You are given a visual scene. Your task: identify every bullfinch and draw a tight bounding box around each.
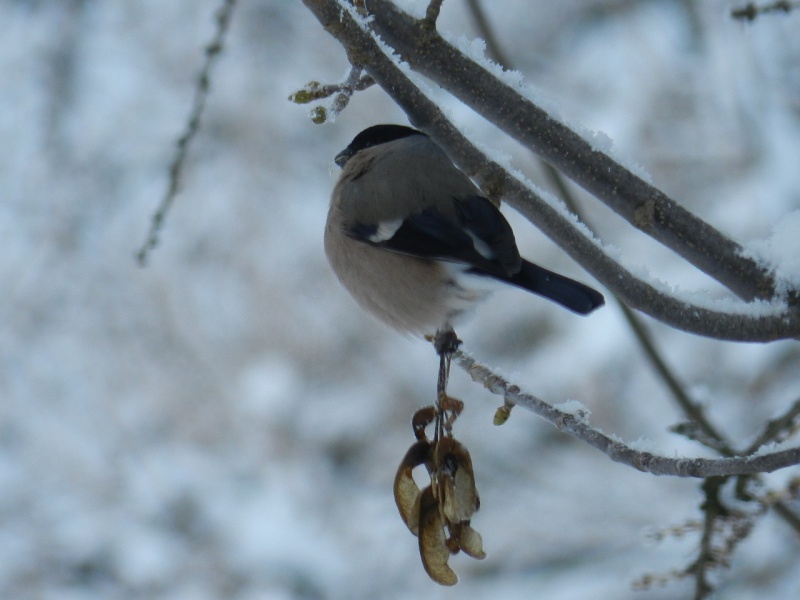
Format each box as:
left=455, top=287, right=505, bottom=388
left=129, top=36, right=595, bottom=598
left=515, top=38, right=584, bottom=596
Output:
left=324, top=124, right=604, bottom=335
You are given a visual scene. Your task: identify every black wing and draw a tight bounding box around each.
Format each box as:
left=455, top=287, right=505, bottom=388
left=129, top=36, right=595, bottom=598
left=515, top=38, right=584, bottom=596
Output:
left=346, top=196, right=521, bottom=277
left=346, top=195, right=605, bottom=315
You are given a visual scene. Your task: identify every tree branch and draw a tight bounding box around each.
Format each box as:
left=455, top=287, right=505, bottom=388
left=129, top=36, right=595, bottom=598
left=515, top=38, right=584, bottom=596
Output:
left=732, top=1, right=800, bottom=21
left=136, top=0, right=238, bottom=265
left=746, top=395, right=800, bottom=455
left=453, top=347, right=800, bottom=477
left=301, top=0, right=800, bottom=342
left=362, top=0, right=781, bottom=304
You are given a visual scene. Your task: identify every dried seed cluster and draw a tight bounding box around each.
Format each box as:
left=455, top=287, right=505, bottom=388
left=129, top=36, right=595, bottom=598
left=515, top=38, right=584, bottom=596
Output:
left=393, top=398, right=485, bottom=585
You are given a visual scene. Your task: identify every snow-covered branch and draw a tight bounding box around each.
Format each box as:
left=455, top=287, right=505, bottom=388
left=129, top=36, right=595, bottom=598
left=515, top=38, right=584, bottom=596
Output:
left=363, top=0, right=776, bottom=304
left=301, top=0, right=800, bottom=342
left=454, top=347, right=800, bottom=478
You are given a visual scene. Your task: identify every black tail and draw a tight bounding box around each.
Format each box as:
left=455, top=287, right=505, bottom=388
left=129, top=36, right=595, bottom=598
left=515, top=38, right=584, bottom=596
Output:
left=503, top=260, right=604, bottom=315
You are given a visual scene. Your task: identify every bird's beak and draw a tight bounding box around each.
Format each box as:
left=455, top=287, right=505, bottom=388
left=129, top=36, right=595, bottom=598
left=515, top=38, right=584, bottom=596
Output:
left=334, top=147, right=354, bottom=168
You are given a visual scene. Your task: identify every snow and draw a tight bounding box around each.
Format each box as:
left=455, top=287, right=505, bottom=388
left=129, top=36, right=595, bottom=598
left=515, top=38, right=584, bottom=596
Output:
left=741, top=210, right=800, bottom=297
left=1, top=1, right=799, bottom=599
left=553, top=399, right=591, bottom=421
left=441, top=21, right=654, bottom=183
left=391, top=0, right=428, bottom=20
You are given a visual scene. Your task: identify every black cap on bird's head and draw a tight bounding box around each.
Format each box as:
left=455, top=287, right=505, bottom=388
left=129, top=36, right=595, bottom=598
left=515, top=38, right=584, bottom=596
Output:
left=335, top=124, right=426, bottom=168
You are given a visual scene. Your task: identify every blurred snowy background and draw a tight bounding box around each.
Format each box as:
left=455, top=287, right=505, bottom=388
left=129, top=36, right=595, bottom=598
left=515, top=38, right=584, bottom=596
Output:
left=2, top=0, right=800, bottom=598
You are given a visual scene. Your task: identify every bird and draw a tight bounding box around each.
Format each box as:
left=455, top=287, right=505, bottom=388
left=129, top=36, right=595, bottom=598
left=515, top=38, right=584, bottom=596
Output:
left=324, top=124, right=604, bottom=336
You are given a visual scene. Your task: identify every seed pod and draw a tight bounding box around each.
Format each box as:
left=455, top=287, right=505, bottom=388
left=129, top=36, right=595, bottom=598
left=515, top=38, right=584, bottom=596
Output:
left=393, top=441, right=431, bottom=535
left=418, top=486, right=457, bottom=586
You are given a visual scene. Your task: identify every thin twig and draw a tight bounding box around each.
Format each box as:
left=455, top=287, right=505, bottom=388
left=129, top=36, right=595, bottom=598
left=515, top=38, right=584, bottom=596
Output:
left=289, top=72, right=374, bottom=105
left=617, top=303, right=735, bottom=454
left=746, top=395, right=800, bottom=454
left=136, top=0, right=237, bottom=266
left=688, top=478, right=724, bottom=599
left=424, top=0, right=445, bottom=28
left=451, top=347, right=800, bottom=477
left=773, top=499, right=800, bottom=533
left=290, top=68, right=375, bottom=123
left=464, top=0, right=508, bottom=67
left=732, top=1, right=799, bottom=21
